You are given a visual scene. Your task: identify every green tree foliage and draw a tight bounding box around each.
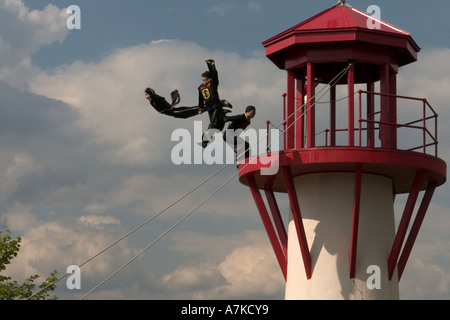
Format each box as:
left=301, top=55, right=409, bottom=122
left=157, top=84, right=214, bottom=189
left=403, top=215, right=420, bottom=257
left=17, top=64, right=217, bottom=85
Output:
left=0, top=229, right=58, bottom=300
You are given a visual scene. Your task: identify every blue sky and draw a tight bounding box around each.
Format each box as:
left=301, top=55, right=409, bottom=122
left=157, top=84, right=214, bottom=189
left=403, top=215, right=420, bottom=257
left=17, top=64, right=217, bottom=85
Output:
left=1, top=0, right=450, bottom=300
left=25, top=0, right=450, bottom=68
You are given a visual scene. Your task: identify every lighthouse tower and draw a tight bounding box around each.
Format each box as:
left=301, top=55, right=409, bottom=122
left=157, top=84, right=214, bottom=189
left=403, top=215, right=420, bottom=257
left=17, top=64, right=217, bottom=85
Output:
left=238, top=2, right=446, bottom=299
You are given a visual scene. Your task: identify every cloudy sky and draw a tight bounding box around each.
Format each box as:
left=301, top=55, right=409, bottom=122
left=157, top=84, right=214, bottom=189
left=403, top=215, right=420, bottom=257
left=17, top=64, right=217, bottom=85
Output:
left=1, top=0, right=449, bottom=300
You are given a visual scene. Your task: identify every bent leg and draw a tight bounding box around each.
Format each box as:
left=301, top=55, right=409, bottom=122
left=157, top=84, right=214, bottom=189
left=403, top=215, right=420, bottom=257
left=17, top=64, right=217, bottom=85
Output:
left=207, top=107, right=225, bottom=130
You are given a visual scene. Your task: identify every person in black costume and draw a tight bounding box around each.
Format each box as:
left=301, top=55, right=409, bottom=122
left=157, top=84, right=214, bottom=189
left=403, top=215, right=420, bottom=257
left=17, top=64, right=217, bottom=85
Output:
left=225, top=105, right=256, bottom=131
left=223, top=105, right=256, bottom=161
left=198, top=59, right=229, bottom=146
left=144, top=87, right=200, bottom=119
left=145, top=87, right=232, bottom=122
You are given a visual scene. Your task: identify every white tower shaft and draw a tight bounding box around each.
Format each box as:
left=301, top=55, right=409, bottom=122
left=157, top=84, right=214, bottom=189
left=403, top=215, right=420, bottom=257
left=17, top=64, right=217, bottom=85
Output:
left=285, top=172, right=399, bottom=299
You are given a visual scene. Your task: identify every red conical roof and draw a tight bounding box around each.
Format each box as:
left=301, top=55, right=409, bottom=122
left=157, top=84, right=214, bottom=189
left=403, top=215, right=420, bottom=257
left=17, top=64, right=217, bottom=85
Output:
left=292, top=5, right=409, bottom=35
left=263, top=3, right=420, bottom=70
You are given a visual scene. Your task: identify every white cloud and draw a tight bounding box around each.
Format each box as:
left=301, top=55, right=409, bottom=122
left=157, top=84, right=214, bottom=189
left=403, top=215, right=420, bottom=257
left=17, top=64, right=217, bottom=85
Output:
left=0, top=203, right=37, bottom=232
left=0, top=152, right=40, bottom=207
left=218, top=244, right=284, bottom=298
left=399, top=202, right=450, bottom=299
left=401, top=259, right=450, bottom=300
left=160, top=230, right=284, bottom=299
left=3, top=215, right=137, bottom=285
left=399, top=48, right=450, bottom=132
left=0, top=0, right=68, bottom=87
left=161, top=264, right=226, bottom=294
left=26, top=39, right=284, bottom=168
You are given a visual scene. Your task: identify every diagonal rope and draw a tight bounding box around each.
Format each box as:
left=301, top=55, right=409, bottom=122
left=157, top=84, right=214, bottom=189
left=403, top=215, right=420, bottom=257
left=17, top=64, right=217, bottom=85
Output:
left=27, top=165, right=229, bottom=300
left=80, top=163, right=238, bottom=299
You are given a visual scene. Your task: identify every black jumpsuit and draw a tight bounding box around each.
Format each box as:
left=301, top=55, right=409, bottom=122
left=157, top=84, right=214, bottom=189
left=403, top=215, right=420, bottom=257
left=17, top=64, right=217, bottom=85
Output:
left=223, top=113, right=252, bottom=159
left=198, top=61, right=225, bottom=131
left=148, top=93, right=199, bottom=119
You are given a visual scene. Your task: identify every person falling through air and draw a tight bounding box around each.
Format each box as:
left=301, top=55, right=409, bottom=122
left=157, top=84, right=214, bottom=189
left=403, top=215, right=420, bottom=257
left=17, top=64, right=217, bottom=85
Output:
left=197, top=59, right=230, bottom=146
left=223, top=105, right=256, bottom=162
left=144, top=87, right=233, bottom=125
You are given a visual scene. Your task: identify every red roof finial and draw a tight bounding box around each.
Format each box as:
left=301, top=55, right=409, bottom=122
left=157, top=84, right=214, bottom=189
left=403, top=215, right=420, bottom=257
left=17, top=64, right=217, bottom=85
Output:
left=336, top=0, right=349, bottom=6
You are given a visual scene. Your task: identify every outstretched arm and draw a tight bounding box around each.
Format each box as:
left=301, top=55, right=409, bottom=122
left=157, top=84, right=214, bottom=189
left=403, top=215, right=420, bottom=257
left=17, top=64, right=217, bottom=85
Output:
left=205, top=59, right=219, bottom=86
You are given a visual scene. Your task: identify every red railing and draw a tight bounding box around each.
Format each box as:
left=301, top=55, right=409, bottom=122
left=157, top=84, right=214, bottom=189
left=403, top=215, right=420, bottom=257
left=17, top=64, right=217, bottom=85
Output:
left=268, top=90, right=439, bottom=157
left=320, top=90, right=438, bottom=157
left=357, top=90, right=438, bottom=156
